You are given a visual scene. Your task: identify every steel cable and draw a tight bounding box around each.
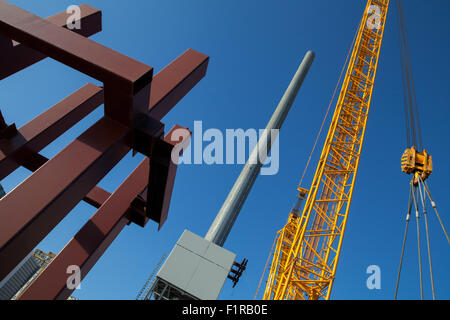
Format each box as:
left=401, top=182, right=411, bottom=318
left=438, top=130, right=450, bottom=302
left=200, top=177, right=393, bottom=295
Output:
left=418, top=177, right=436, bottom=299
left=397, top=0, right=423, bottom=150
left=412, top=186, right=423, bottom=300
left=394, top=181, right=413, bottom=299
left=423, top=181, right=450, bottom=246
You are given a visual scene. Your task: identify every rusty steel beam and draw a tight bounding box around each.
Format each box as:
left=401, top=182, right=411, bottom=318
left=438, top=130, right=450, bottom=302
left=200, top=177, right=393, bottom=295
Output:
left=0, top=84, right=104, bottom=180
left=0, top=48, right=209, bottom=282
left=18, top=126, right=188, bottom=300
left=0, top=4, right=102, bottom=80
left=0, top=48, right=208, bottom=199
left=0, top=0, right=153, bottom=127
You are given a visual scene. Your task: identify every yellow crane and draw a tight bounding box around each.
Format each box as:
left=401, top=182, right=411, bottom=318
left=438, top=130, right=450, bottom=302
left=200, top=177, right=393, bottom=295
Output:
left=261, top=0, right=390, bottom=300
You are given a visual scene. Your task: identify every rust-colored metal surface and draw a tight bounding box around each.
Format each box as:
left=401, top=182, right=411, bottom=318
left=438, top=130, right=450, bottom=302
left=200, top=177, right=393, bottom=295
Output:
left=18, top=126, right=188, bottom=300
left=0, top=4, right=102, bottom=80
left=0, top=1, right=209, bottom=299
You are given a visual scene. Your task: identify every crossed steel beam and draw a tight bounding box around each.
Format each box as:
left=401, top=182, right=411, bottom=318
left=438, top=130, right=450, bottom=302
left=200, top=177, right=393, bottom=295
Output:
left=0, top=1, right=209, bottom=299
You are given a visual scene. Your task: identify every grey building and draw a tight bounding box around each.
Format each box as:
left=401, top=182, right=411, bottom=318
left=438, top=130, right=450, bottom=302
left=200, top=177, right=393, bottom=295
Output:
left=0, top=250, right=56, bottom=300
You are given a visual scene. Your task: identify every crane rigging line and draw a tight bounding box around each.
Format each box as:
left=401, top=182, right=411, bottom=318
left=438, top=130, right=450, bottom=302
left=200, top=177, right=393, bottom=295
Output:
left=255, top=14, right=364, bottom=300
left=393, top=0, right=449, bottom=300
left=418, top=176, right=436, bottom=300
left=411, top=185, right=424, bottom=300
left=394, top=180, right=412, bottom=300
left=397, top=0, right=423, bottom=151
left=297, top=16, right=361, bottom=189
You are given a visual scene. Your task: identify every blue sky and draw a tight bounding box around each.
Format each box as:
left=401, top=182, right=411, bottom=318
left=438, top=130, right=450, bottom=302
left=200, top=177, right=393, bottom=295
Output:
left=1, top=0, right=449, bottom=300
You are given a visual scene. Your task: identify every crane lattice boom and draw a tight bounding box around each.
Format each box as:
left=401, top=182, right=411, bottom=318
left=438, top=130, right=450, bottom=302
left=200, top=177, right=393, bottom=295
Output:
left=263, top=0, right=390, bottom=300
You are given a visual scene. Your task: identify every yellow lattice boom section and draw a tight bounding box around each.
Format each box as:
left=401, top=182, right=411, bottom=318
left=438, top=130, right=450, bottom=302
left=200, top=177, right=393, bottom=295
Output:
left=263, top=0, right=389, bottom=300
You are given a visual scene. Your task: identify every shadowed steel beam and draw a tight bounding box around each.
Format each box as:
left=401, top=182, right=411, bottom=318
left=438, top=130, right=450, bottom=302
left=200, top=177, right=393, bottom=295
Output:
left=83, top=185, right=111, bottom=209
left=205, top=51, right=315, bottom=247
left=0, top=48, right=209, bottom=281
left=18, top=126, right=188, bottom=300
left=0, top=84, right=104, bottom=181
left=0, top=4, right=102, bottom=80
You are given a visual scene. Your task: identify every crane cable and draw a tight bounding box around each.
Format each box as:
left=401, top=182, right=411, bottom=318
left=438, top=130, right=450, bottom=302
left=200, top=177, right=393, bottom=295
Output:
left=253, top=234, right=277, bottom=300
left=422, top=180, right=450, bottom=245
left=398, top=0, right=423, bottom=151
left=394, top=180, right=412, bottom=300
left=411, top=185, right=424, bottom=300
left=418, top=176, right=436, bottom=300
left=297, top=16, right=361, bottom=189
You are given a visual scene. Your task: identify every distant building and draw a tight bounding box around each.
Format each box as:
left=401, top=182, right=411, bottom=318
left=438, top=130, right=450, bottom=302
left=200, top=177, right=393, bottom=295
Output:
left=0, top=249, right=69, bottom=300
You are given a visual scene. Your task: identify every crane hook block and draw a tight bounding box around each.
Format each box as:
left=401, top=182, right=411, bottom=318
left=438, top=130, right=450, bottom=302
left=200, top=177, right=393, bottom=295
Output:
left=401, top=146, right=433, bottom=181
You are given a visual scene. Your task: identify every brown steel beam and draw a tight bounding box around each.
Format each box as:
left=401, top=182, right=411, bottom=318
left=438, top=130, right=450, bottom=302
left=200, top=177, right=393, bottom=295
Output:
left=0, top=4, right=102, bottom=80
left=18, top=151, right=112, bottom=209
left=148, top=49, right=209, bottom=119
left=0, top=83, right=104, bottom=180
left=18, top=126, right=188, bottom=300
left=0, top=48, right=209, bottom=282
left=0, top=49, right=208, bottom=181
left=0, top=117, right=132, bottom=282
left=146, top=128, right=186, bottom=229
left=0, top=0, right=153, bottom=127
left=6, top=149, right=112, bottom=209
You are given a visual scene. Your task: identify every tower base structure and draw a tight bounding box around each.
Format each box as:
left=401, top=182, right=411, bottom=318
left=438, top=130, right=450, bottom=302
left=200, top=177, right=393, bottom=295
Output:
left=148, top=230, right=236, bottom=300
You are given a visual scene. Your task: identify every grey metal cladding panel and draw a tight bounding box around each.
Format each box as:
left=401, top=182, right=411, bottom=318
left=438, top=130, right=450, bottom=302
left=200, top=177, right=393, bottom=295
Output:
left=156, top=245, right=201, bottom=292
left=204, top=242, right=236, bottom=271
left=177, top=230, right=209, bottom=256
left=0, top=283, right=13, bottom=300
left=185, top=258, right=230, bottom=300
left=0, top=290, right=10, bottom=300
